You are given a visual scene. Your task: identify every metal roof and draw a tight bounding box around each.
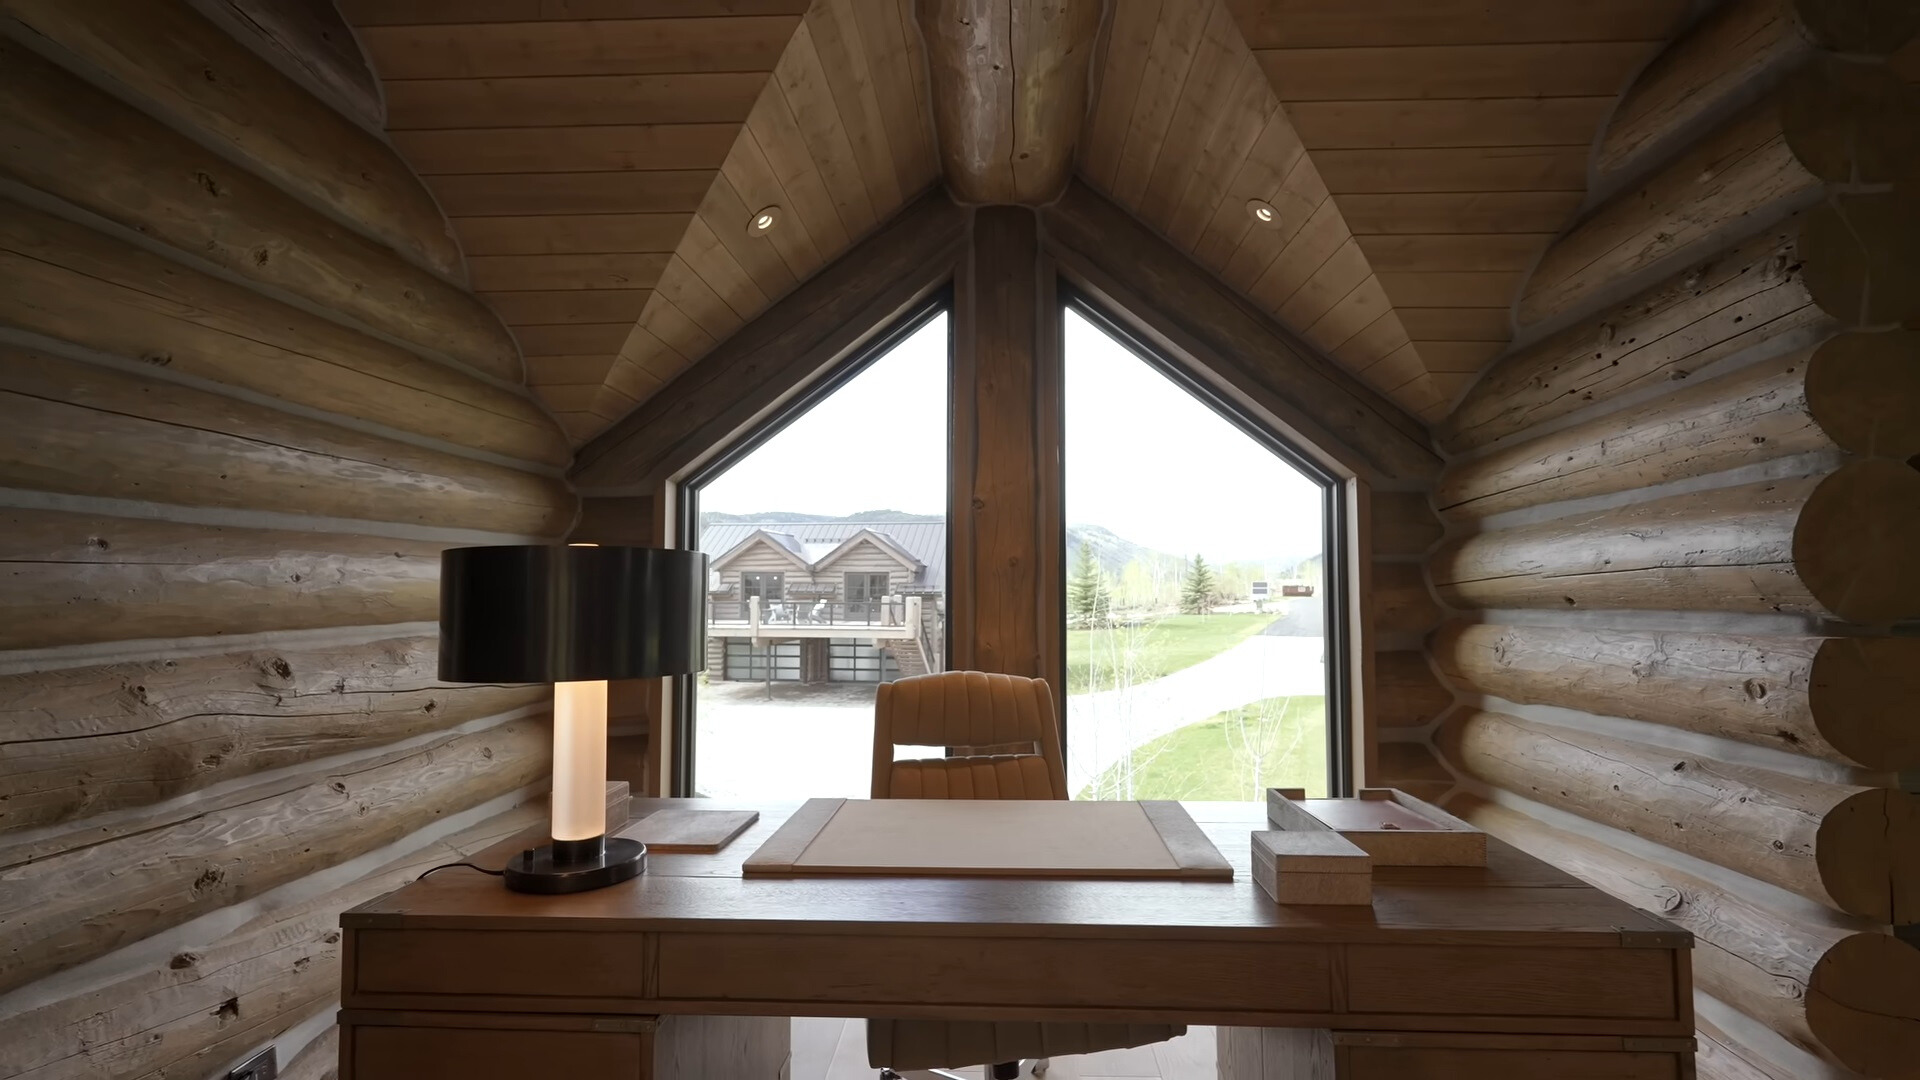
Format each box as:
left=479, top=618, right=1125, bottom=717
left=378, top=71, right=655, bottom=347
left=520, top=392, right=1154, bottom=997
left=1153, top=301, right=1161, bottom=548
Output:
left=699, top=518, right=947, bottom=590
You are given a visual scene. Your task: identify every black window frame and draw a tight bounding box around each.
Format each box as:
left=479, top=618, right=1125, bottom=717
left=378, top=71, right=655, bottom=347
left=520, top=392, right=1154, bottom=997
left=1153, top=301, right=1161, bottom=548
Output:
left=1058, top=284, right=1356, bottom=798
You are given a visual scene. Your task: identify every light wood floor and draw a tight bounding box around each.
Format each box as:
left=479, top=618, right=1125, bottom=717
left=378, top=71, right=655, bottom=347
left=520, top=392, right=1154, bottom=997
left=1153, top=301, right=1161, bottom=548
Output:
left=791, top=1018, right=1218, bottom=1080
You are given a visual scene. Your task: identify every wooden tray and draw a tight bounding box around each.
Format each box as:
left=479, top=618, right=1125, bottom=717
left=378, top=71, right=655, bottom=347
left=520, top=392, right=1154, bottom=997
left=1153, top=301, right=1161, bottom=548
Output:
left=1266, top=787, right=1486, bottom=867
left=742, top=798, right=1233, bottom=880
left=619, top=808, right=759, bottom=853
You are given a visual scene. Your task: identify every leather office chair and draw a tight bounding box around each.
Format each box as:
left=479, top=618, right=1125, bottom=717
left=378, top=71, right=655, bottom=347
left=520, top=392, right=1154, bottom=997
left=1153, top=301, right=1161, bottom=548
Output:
left=865, top=670, right=1185, bottom=1080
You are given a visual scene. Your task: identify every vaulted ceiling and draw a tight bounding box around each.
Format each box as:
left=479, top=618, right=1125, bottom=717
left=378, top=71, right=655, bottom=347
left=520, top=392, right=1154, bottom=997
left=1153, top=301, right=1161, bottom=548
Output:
left=344, top=0, right=1691, bottom=441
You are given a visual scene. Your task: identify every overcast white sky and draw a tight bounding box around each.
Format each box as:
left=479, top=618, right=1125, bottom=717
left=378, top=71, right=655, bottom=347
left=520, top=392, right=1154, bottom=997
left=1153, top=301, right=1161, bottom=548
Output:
left=700, top=308, right=1324, bottom=563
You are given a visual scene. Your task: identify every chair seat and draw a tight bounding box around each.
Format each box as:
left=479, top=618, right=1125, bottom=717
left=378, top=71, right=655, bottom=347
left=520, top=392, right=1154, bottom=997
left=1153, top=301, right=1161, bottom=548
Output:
left=866, top=1018, right=1187, bottom=1071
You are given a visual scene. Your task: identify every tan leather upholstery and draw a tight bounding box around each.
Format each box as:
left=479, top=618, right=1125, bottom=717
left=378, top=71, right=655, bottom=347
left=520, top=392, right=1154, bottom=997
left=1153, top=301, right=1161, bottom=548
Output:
left=864, top=671, right=1184, bottom=1071
left=871, top=671, right=1068, bottom=800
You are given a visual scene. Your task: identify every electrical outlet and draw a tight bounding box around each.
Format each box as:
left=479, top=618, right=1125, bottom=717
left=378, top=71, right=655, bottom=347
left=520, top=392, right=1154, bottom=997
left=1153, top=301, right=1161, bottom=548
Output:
left=226, top=1045, right=277, bottom=1080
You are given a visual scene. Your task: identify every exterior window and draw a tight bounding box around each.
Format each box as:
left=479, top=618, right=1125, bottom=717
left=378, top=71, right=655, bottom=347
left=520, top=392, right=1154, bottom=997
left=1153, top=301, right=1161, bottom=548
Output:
left=1062, top=300, right=1343, bottom=800
left=685, top=306, right=949, bottom=800
left=843, top=571, right=890, bottom=623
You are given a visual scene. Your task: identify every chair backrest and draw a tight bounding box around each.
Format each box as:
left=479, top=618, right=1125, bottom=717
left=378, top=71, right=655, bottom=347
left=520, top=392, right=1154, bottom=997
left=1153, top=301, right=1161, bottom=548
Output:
left=871, top=671, right=1068, bottom=800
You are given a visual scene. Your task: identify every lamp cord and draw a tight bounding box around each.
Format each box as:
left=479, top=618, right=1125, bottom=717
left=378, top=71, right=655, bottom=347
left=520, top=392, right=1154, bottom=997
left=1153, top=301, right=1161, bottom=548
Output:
left=416, top=861, right=504, bottom=881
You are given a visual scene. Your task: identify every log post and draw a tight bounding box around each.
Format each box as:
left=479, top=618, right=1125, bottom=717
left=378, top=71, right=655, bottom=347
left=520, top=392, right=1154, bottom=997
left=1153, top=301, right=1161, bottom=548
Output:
left=914, top=0, right=1101, bottom=205
left=1435, top=710, right=1919, bottom=923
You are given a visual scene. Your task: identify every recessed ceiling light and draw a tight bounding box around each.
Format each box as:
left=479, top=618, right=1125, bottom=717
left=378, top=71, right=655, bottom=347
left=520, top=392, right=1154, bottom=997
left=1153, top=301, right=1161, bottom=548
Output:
left=1247, top=199, right=1280, bottom=227
left=747, top=206, right=781, bottom=235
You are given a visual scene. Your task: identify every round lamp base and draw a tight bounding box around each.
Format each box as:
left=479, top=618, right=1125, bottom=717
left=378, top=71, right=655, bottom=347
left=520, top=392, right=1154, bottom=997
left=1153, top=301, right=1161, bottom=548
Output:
left=502, top=837, right=647, bottom=894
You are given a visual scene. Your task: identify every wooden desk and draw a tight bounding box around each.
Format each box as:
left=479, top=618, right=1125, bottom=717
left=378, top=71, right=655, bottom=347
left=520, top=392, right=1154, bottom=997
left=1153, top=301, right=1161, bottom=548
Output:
left=338, top=799, right=1694, bottom=1079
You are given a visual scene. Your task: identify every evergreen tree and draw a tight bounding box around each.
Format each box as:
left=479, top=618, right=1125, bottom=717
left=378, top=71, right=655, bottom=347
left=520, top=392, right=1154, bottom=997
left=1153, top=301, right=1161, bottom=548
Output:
left=1068, top=543, right=1113, bottom=628
left=1180, top=554, right=1216, bottom=614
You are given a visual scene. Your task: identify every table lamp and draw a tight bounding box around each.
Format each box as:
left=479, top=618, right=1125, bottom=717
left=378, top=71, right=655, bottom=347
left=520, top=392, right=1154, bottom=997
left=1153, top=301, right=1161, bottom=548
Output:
left=439, top=544, right=706, bottom=894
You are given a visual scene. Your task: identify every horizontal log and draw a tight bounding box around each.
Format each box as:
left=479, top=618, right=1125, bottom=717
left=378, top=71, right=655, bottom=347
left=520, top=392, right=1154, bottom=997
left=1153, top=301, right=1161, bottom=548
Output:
left=0, top=346, right=573, bottom=535
left=1430, top=463, right=1920, bottom=623
left=1432, top=622, right=1920, bottom=771
left=0, top=718, right=550, bottom=994
left=1800, top=190, right=1920, bottom=328
left=1450, top=795, right=1917, bottom=1075
left=1519, top=62, right=1920, bottom=328
left=1439, top=222, right=1829, bottom=452
left=0, top=634, right=546, bottom=831
left=1373, top=649, right=1452, bottom=729
left=0, top=199, right=569, bottom=466
left=1435, top=709, right=1919, bottom=922
left=1597, top=0, right=1920, bottom=176
left=1435, top=333, right=1920, bottom=519
left=5, top=0, right=453, bottom=276
left=0, top=40, right=521, bottom=382
left=206, top=0, right=386, bottom=129
left=1369, top=490, right=1443, bottom=558
left=0, top=508, right=440, bottom=649
left=1369, top=561, right=1440, bottom=635
left=1695, top=1017, right=1795, bottom=1080
left=1038, top=181, right=1442, bottom=487
left=0, top=785, right=627, bottom=1080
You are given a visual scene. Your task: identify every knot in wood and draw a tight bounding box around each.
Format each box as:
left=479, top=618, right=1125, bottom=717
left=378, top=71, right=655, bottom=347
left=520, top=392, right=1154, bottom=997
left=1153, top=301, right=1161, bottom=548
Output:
left=169, top=951, right=200, bottom=969
left=1652, top=885, right=1684, bottom=913
left=1743, top=678, right=1768, bottom=701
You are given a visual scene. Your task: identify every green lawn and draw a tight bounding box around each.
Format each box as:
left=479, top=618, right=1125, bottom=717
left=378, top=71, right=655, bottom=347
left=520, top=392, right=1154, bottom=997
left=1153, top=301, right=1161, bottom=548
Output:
left=1077, top=696, right=1328, bottom=801
left=1066, top=612, right=1276, bottom=693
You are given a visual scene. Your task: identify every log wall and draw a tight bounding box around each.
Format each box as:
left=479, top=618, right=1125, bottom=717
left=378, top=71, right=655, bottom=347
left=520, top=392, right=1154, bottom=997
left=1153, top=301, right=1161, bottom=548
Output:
left=1425, top=6, right=1920, bottom=1077
left=0, top=3, right=574, bottom=1076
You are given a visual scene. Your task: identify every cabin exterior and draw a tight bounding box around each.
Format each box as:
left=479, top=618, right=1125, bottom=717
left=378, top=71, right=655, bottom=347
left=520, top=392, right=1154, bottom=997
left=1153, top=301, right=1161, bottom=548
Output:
left=701, top=519, right=946, bottom=682
left=0, top=0, right=1914, bottom=1078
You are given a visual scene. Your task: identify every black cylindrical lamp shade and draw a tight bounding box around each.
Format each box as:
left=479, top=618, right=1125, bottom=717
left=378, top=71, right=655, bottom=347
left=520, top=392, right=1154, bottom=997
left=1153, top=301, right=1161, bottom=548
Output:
left=439, top=545, right=707, bottom=683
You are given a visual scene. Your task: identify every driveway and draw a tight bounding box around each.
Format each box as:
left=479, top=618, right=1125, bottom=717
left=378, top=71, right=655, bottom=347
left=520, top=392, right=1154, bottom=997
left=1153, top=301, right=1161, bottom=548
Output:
left=1064, top=634, right=1324, bottom=795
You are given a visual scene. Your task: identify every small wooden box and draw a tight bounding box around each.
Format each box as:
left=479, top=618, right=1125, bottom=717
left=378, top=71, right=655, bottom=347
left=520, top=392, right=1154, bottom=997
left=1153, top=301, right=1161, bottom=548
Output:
left=1267, top=787, right=1486, bottom=867
left=1251, top=829, right=1372, bottom=905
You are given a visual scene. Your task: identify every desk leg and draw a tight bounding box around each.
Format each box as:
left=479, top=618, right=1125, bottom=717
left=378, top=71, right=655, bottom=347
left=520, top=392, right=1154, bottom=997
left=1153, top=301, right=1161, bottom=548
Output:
left=654, top=1015, right=791, bottom=1080
left=1216, top=1028, right=1335, bottom=1079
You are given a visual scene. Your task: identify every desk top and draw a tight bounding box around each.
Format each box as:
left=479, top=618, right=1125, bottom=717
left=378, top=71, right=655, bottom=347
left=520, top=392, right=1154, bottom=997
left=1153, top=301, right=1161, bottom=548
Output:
left=346, top=798, right=1684, bottom=950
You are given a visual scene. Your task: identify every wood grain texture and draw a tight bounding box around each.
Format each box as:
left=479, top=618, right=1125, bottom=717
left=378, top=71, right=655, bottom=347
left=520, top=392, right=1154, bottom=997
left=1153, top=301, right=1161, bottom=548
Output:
left=0, top=635, right=545, bottom=831
left=0, top=346, right=573, bottom=535
left=0, top=199, right=569, bottom=466
left=4, top=0, right=461, bottom=278
left=0, top=719, right=551, bottom=995
left=1431, top=466, right=1920, bottom=623
left=952, top=207, right=1046, bottom=677
left=1437, top=710, right=1918, bottom=922
left=1439, top=221, right=1828, bottom=452
left=205, top=0, right=385, bottom=129
left=915, top=0, right=1100, bottom=204
left=0, top=508, right=442, bottom=649
left=1449, top=795, right=1912, bottom=1077
left=1433, top=622, right=1920, bottom=771
left=1043, top=180, right=1441, bottom=485
left=0, top=786, right=628, bottom=1080
left=571, top=190, right=966, bottom=490
left=0, top=38, right=522, bottom=383
left=1218, top=0, right=1680, bottom=398
left=1520, top=63, right=1920, bottom=328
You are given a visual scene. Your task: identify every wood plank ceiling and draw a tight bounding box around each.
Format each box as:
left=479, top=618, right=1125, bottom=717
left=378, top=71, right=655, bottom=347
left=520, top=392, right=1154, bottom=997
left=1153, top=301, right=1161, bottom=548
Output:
left=346, top=0, right=1688, bottom=438
left=1082, top=0, right=1684, bottom=422
left=341, top=0, right=936, bottom=443
left=1216, top=0, right=1688, bottom=412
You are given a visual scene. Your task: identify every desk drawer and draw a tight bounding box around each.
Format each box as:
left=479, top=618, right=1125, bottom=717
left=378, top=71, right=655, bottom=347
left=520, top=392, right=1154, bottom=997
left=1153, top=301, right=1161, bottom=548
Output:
left=1345, top=946, right=1681, bottom=1020
left=1219, top=1030, right=1694, bottom=1080
left=656, top=933, right=1335, bottom=1013
left=350, top=929, right=649, bottom=999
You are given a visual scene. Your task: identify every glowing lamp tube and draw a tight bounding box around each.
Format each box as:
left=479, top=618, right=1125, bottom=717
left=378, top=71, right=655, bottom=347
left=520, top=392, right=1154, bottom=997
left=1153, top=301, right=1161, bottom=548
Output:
left=551, top=679, right=609, bottom=843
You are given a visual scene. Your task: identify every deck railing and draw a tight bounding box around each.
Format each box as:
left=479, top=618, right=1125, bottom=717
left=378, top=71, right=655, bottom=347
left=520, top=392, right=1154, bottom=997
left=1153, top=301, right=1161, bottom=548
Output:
left=709, top=594, right=922, bottom=637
